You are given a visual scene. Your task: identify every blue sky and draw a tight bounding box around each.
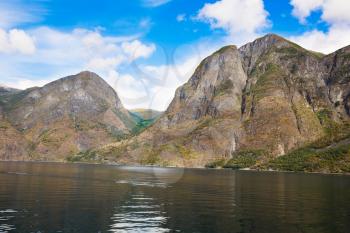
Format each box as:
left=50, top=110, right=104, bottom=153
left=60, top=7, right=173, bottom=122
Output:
left=1, top=0, right=350, bottom=110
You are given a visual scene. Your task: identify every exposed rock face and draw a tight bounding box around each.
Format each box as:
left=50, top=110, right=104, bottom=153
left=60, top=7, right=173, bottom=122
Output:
left=322, top=45, right=350, bottom=118
left=0, top=71, right=136, bottom=161
left=89, top=47, right=249, bottom=166
left=94, top=34, right=350, bottom=167
left=238, top=34, right=328, bottom=156
left=161, top=46, right=247, bottom=126
left=0, top=106, right=29, bottom=161
left=1, top=34, right=349, bottom=168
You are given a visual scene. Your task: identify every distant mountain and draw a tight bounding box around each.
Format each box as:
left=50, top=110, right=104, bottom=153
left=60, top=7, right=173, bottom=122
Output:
left=129, top=109, right=163, bottom=134
left=0, top=85, right=20, bottom=96
left=130, top=109, right=163, bottom=121
left=0, top=71, right=136, bottom=161
left=90, top=34, right=350, bottom=172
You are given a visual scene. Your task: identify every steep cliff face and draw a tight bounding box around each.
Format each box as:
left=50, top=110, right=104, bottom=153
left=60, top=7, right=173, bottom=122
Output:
left=238, top=34, right=328, bottom=156
left=0, top=71, right=136, bottom=161
left=1, top=34, right=349, bottom=169
left=322, top=45, right=350, bottom=118
left=161, top=46, right=247, bottom=126
left=92, top=34, right=350, bottom=168
left=149, top=46, right=248, bottom=166
left=85, top=46, right=248, bottom=166
left=0, top=106, right=29, bottom=161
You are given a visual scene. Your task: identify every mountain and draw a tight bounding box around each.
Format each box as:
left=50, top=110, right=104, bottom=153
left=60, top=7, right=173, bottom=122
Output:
left=130, top=109, right=163, bottom=121
left=129, top=109, right=163, bottom=134
left=0, top=85, right=20, bottom=96
left=0, top=85, right=28, bottom=160
left=0, top=71, right=136, bottom=161
left=88, top=34, right=350, bottom=172
left=0, top=106, right=29, bottom=161
left=1, top=34, right=349, bottom=172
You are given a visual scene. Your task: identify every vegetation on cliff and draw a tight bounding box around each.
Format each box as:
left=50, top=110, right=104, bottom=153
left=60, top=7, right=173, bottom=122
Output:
left=1, top=34, right=350, bottom=174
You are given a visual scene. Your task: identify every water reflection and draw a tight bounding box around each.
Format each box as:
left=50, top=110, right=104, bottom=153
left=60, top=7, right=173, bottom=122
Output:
left=0, top=162, right=349, bottom=233
left=110, top=192, right=169, bottom=232
left=0, top=209, right=16, bottom=233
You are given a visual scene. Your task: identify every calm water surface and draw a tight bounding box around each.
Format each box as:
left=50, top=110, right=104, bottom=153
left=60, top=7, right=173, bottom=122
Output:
left=0, top=162, right=349, bottom=233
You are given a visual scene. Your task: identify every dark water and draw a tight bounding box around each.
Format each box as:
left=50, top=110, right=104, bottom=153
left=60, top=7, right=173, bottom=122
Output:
left=0, top=162, right=349, bottom=233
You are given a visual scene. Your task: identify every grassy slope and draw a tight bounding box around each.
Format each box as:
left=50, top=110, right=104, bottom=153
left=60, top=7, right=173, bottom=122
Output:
left=205, top=41, right=349, bottom=173
left=66, top=109, right=163, bottom=163
left=129, top=109, right=163, bottom=134
left=266, top=119, right=350, bottom=173
left=206, top=120, right=350, bottom=173
left=267, top=140, right=350, bottom=173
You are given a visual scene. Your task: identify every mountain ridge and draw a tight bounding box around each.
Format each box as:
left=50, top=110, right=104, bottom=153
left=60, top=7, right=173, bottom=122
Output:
left=1, top=34, right=350, bottom=173
left=0, top=71, right=137, bottom=161
left=83, top=34, right=350, bottom=172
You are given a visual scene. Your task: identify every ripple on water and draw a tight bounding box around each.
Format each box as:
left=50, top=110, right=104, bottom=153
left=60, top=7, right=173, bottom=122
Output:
left=0, top=209, right=17, bottom=233
left=115, top=180, right=168, bottom=188
left=109, top=193, right=170, bottom=233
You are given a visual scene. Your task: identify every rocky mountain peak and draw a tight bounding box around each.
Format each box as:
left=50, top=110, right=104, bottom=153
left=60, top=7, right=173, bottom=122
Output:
left=7, top=71, right=131, bottom=129
left=160, top=44, right=247, bottom=127
left=239, top=34, right=311, bottom=74
left=96, top=34, right=350, bottom=168
left=1, top=34, right=350, bottom=170
left=240, top=34, right=291, bottom=52
left=42, top=71, right=118, bottom=98
left=0, top=71, right=137, bottom=160
left=56, top=71, right=105, bottom=84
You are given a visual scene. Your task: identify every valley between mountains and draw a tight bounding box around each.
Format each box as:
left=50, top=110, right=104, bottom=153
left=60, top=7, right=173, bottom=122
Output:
left=1, top=34, right=350, bottom=173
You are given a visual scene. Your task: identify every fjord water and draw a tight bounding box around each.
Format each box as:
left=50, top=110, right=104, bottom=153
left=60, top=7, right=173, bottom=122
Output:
left=0, top=162, right=349, bottom=233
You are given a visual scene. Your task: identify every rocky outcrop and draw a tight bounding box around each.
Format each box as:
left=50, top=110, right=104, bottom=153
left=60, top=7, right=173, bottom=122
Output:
left=0, top=71, right=136, bottom=161
left=322, top=45, right=350, bottom=118
left=161, top=46, right=247, bottom=126
left=0, top=106, right=29, bottom=161
left=238, top=34, right=329, bottom=156
left=92, top=34, right=350, bottom=168
left=1, top=34, right=349, bottom=168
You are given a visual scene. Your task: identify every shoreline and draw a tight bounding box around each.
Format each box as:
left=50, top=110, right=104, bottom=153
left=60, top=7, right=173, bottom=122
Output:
left=0, top=160, right=349, bottom=176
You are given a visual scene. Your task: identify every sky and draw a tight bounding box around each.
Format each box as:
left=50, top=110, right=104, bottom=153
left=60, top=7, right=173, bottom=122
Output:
left=1, top=0, right=350, bottom=111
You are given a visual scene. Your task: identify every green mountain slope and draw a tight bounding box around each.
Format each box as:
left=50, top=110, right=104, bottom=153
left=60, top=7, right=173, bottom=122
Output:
left=89, top=34, right=350, bottom=172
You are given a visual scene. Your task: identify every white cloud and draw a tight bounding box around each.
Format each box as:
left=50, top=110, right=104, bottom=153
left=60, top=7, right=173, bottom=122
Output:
left=2, top=78, right=55, bottom=90
left=196, top=0, right=269, bottom=45
left=0, top=1, right=46, bottom=29
left=142, top=0, right=172, bottom=7
left=144, top=58, right=200, bottom=110
left=290, top=0, right=323, bottom=23
left=291, top=0, right=350, bottom=24
left=112, top=56, right=199, bottom=111
left=29, top=27, right=155, bottom=68
left=0, top=22, right=229, bottom=111
left=139, top=18, right=152, bottom=29
left=289, top=0, right=350, bottom=53
left=176, top=14, right=186, bottom=22
left=121, top=40, right=156, bottom=60
left=321, top=0, right=350, bottom=24
left=113, top=41, right=220, bottom=111
left=0, top=29, right=36, bottom=54
left=289, top=25, right=350, bottom=54
left=86, top=56, right=125, bottom=70
left=0, top=27, right=157, bottom=98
